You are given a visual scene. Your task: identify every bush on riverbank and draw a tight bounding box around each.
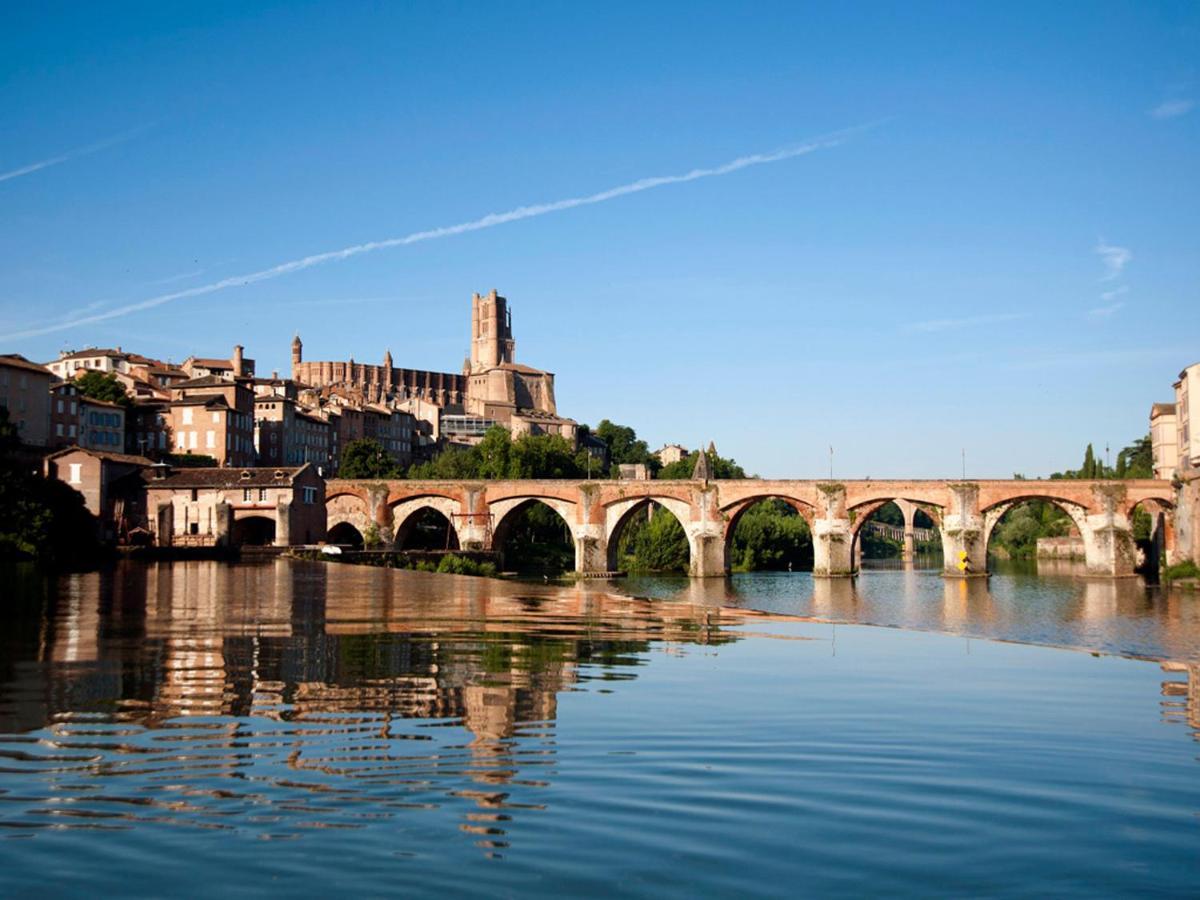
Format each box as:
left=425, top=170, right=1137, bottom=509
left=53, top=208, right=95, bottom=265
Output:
left=0, top=409, right=101, bottom=567
left=1163, top=559, right=1199, bottom=583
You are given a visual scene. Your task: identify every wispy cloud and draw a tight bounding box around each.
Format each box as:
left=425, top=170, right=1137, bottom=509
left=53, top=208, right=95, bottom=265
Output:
left=1095, top=239, right=1131, bottom=281
left=1149, top=98, right=1195, bottom=120
left=148, top=268, right=207, bottom=286
left=1089, top=301, right=1125, bottom=318
left=8, top=124, right=875, bottom=340
left=0, top=124, right=151, bottom=185
left=904, top=312, right=1029, bottom=334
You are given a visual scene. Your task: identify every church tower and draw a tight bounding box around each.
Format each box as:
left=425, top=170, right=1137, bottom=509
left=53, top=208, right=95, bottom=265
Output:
left=470, top=289, right=515, bottom=372
left=291, top=333, right=302, bottom=379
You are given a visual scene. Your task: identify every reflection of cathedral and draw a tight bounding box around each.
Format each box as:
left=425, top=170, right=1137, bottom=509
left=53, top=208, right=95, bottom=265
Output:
left=291, top=289, right=577, bottom=440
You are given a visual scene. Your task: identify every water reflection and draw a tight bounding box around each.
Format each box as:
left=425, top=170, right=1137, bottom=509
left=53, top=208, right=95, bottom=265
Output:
left=614, top=561, right=1200, bottom=661
left=0, top=560, right=744, bottom=854
left=1, top=560, right=1198, bottom=896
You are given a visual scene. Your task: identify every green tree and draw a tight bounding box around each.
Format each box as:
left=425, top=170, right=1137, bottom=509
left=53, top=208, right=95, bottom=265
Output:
left=339, top=438, right=402, bottom=479
left=0, top=408, right=100, bottom=564
left=408, top=427, right=590, bottom=480
left=74, top=371, right=132, bottom=407
left=1082, top=444, right=1096, bottom=479
left=729, top=500, right=811, bottom=571
left=659, top=444, right=746, bottom=479
left=594, top=420, right=660, bottom=473
left=616, top=504, right=690, bottom=573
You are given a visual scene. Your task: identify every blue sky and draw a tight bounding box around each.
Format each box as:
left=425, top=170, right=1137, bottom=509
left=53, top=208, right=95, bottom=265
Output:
left=2, top=2, right=1197, bottom=477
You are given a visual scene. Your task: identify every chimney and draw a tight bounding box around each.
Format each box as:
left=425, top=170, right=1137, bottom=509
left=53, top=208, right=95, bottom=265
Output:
left=232, top=344, right=245, bottom=378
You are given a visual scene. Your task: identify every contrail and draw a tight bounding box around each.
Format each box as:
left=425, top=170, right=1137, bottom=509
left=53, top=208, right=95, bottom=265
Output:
left=9, top=124, right=870, bottom=340
left=0, top=125, right=152, bottom=185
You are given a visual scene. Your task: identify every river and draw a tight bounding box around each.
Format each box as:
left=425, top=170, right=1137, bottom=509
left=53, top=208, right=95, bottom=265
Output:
left=0, top=559, right=1197, bottom=896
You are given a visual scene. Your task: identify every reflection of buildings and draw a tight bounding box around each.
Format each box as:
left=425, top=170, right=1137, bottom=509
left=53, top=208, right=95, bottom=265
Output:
left=2, top=562, right=737, bottom=849
left=1161, top=662, right=1200, bottom=733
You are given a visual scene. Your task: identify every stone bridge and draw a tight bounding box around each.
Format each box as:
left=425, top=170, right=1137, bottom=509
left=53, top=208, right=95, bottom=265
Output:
left=323, top=478, right=1178, bottom=578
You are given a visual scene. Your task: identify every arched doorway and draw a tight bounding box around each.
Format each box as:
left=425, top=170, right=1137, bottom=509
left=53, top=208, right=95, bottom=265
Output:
left=233, top=515, right=276, bottom=546
left=327, top=522, right=364, bottom=548
left=607, top=500, right=691, bottom=574
left=491, top=499, right=574, bottom=573
left=722, top=497, right=812, bottom=572
left=394, top=507, right=460, bottom=551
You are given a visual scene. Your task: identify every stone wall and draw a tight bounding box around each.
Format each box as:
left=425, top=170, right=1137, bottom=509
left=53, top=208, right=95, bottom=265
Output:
left=1176, top=473, right=1200, bottom=563
left=1036, top=536, right=1085, bottom=559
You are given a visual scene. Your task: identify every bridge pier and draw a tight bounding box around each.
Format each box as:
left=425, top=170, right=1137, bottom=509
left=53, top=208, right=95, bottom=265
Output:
left=688, top=528, right=727, bottom=578
left=941, top=483, right=987, bottom=577
left=1080, top=485, right=1137, bottom=577
left=895, top=498, right=918, bottom=561
left=573, top=524, right=609, bottom=574
left=813, top=484, right=854, bottom=577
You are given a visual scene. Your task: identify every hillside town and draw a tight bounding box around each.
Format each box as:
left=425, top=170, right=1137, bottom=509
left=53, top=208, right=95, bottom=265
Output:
left=0, top=289, right=708, bottom=549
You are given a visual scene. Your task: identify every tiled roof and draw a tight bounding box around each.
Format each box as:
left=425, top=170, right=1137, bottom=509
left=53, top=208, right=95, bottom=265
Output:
left=54, top=348, right=126, bottom=362
left=174, top=375, right=241, bottom=388
left=170, top=394, right=231, bottom=409
left=494, top=362, right=551, bottom=375
left=146, top=465, right=311, bottom=489
left=0, top=354, right=52, bottom=376
left=79, top=397, right=126, bottom=410
left=47, top=446, right=152, bottom=466
left=1151, top=402, right=1177, bottom=417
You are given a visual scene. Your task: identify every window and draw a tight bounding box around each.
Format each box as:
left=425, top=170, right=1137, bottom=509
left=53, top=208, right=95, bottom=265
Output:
left=55, top=423, right=63, bottom=437
left=302, top=486, right=317, bottom=505
left=206, top=430, right=215, bottom=449
left=190, top=489, right=198, bottom=502
left=182, top=407, right=193, bottom=425
left=70, top=401, right=76, bottom=415
left=177, top=432, right=186, bottom=449
left=68, top=463, right=82, bottom=484
left=243, top=488, right=252, bottom=502
left=68, top=424, right=76, bottom=438
left=258, top=488, right=268, bottom=501
left=189, top=431, right=197, bottom=449
left=212, top=411, right=220, bottom=423
left=56, top=400, right=63, bottom=414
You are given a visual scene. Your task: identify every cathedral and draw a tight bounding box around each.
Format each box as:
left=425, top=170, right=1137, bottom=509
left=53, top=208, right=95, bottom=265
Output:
left=290, top=290, right=576, bottom=441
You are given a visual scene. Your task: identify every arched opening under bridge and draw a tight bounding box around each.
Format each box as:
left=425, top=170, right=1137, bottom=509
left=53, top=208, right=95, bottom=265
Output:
left=326, top=521, right=364, bottom=548
left=607, top=500, right=691, bottom=575
left=394, top=507, right=460, bottom=551
left=852, top=501, right=942, bottom=566
left=491, top=499, right=574, bottom=574
left=1131, top=498, right=1174, bottom=581
left=985, top=497, right=1087, bottom=573
left=723, top=497, right=813, bottom=572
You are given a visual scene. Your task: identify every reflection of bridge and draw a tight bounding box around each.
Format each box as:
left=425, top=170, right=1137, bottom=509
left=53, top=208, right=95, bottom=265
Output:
left=325, top=478, right=1178, bottom=578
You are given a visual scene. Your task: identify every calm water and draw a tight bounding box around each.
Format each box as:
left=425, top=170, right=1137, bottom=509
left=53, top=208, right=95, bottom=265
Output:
left=0, top=559, right=1197, bottom=897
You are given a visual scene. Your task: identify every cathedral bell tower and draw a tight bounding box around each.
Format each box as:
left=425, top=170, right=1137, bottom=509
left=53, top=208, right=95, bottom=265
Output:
left=470, top=289, right=515, bottom=372
left=291, top=333, right=303, bottom=379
